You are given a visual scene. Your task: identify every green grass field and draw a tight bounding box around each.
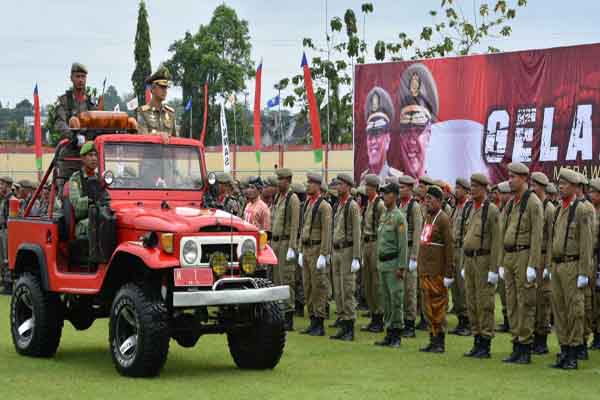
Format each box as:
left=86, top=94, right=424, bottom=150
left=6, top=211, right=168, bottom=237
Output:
left=0, top=295, right=598, bottom=400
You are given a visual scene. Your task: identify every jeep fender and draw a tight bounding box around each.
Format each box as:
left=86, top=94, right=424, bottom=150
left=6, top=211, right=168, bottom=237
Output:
left=108, top=241, right=179, bottom=270
left=14, top=244, right=50, bottom=291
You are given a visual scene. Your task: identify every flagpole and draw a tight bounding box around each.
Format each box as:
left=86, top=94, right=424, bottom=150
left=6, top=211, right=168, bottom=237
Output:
left=232, top=95, right=238, bottom=179
left=278, top=88, right=284, bottom=169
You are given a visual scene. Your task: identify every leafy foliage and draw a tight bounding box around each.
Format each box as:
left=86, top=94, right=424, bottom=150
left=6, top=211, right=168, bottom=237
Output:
left=131, top=1, right=152, bottom=107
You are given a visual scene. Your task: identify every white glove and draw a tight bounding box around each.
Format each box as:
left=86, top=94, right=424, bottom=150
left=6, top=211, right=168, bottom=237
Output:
left=460, top=269, right=465, bottom=280
left=577, top=275, right=589, bottom=289
left=351, top=259, right=360, bottom=273
left=498, top=267, right=505, bottom=280
left=526, top=266, right=536, bottom=283
left=487, top=271, right=499, bottom=285
left=76, top=134, right=85, bottom=146
left=286, top=248, right=295, bottom=261
left=543, top=268, right=550, bottom=281
left=409, top=259, right=417, bottom=272
left=443, top=277, right=454, bottom=288
left=298, top=253, right=303, bottom=268
left=317, top=255, right=327, bottom=270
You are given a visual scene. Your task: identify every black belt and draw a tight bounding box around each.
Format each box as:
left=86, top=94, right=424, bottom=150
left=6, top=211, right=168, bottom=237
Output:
left=302, top=239, right=321, bottom=247
left=464, top=249, right=491, bottom=257
left=363, top=235, right=377, bottom=243
left=334, top=241, right=353, bottom=250
left=553, top=255, right=580, bottom=263
left=378, top=253, right=398, bottom=262
left=504, top=245, right=530, bottom=253
left=272, top=235, right=290, bottom=242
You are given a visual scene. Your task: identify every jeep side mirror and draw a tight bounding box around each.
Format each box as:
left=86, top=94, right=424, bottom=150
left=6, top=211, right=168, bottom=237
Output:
left=207, top=172, right=217, bottom=185
left=103, top=170, right=114, bottom=187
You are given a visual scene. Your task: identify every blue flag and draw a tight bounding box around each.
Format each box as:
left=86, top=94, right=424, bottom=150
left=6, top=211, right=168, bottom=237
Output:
left=184, top=97, right=192, bottom=112
left=267, top=95, right=280, bottom=108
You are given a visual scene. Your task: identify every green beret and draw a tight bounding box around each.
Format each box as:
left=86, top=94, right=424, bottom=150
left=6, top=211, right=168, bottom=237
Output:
left=145, top=66, right=171, bottom=86
left=558, top=168, right=579, bottom=185
left=419, top=175, right=434, bottom=186
left=381, top=182, right=399, bottom=195
left=545, top=183, right=558, bottom=194
left=398, top=175, right=416, bottom=186
left=364, top=174, right=380, bottom=187
left=426, top=185, right=444, bottom=200
left=216, top=172, right=233, bottom=184
left=508, top=162, right=529, bottom=176
left=275, top=168, right=293, bottom=179
left=0, top=176, right=13, bottom=185
left=589, top=179, right=600, bottom=193
left=307, top=173, right=323, bottom=185
left=71, top=62, right=88, bottom=74
left=80, top=142, right=96, bottom=156
left=497, top=181, right=512, bottom=194
left=456, top=177, right=471, bottom=191
left=470, top=173, right=489, bottom=187
left=336, top=173, right=354, bottom=187
left=531, top=172, right=549, bottom=186
left=291, top=183, right=306, bottom=194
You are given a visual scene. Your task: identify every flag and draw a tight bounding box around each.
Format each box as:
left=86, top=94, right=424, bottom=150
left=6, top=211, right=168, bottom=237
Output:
left=98, top=77, right=107, bottom=110
left=113, top=104, right=120, bottom=112
left=184, top=97, right=192, bottom=112
left=220, top=100, right=232, bottom=173
left=200, top=79, right=209, bottom=145
left=126, top=97, right=139, bottom=111
left=301, top=52, right=322, bottom=163
left=253, top=60, right=262, bottom=164
left=33, top=84, right=42, bottom=171
left=267, top=95, right=280, bottom=108
left=145, top=84, right=152, bottom=104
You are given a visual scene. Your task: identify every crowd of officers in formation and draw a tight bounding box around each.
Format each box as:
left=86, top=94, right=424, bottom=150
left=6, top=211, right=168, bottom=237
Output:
left=209, top=163, right=600, bottom=371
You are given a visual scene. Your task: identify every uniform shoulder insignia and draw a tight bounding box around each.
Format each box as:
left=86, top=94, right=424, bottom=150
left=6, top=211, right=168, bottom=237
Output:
left=163, top=104, right=175, bottom=113
left=139, top=104, right=151, bottom=112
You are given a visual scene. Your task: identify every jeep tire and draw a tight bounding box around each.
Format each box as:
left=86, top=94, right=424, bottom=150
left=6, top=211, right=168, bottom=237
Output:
left=109, top=283, right=170, bottom=377
left=227, top=279, right=286, bottom=369
left=10, top=273, right=64, bottom=357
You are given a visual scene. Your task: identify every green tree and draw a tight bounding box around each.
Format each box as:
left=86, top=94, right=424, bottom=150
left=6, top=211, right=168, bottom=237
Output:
left=132, top=0, right=152, bottom=107
left=165, top=4, right=253, bottom=143
left=102, top=85, right=127, bottom=112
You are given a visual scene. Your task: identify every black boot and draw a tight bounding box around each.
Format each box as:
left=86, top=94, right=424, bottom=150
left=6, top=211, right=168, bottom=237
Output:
left=330, top=320, right=348, bottom=340
left=503, top=342, right=520, bottom=363
left=419, top=334, right=435, bottom=352
left=283, top=311, right=294, bottom=331
left=561, top=346, right=578, bottom=370
left=450, top=315, right=471, bottom=336
left=329, top=318, right=341, bottom=328
left=361, top=314, right=383, bottom=333
left=416, top=313, right=429, bottom=331
left=301, top=317, right=317, bottom=334
left=429, top=333, right=445, bottom=353
left=309, top=317, right=325, bottom=336
left=496, top=314, right=509, bottom=333
left=551, top=345, right=569, bottom=369
left=375, top=329, right=393, bottom=346
left=401, top=320, right=416, bottom=338
left=473, top=337, right=491, bottom=359
left=464, top=335, right=481, bottom=357
left=295, top=301, right=305, bottom=317
left=388, top=328, right=402, bottom=348
left=532, top=334, right=549, bottom=355
left=590, top=333, right=600, bottom=350
left=575, top=343, right=589, bottom=361
left=514, top=343, right=531, bottom=364
left=339, top=320, right=355, bottom=341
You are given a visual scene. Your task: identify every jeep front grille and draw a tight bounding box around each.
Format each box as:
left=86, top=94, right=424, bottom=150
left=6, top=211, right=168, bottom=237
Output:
left=200, top=243, right=238, bottom=263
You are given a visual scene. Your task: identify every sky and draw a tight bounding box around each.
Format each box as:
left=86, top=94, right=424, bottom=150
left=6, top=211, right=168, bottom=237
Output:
left=2, top=0, right=600, bottom=107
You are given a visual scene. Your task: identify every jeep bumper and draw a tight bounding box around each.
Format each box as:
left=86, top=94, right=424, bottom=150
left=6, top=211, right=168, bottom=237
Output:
left=172, top=285, right=290, bottom=308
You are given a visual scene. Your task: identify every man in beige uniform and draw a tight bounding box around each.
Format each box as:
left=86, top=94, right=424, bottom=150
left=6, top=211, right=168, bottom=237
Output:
left=496, top=181, right=512, bottom=332
left=330, top=174, right=362, bottom=341
left=450, top=178, right=472, bottom=336
left=530, top=172, right=555, bottom=355
left=550, top=168, right=592, bottom=370
left=137, top=67, right=177, bottom=138
left=299, top=173, right=332, bottom=336
left=462, top=173, right=501, bottom=358
left=588, top=178, right=600, bottom=351
left=360, top=174, right=386, bottom=333
left=271, top=168, right=300, bottom=331
left=501, top=162, right=543, bottom=364
left=398, top=175, right=423, bottom=338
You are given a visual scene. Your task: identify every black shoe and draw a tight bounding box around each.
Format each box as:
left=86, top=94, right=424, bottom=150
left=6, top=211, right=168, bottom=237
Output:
left=590, top=333, right=600, bottom=350
left=473, top=337, right=492, bottom=359
left=387, top=328, right=402, bottom=348
left=339, top=320, right=355, bottom=341
left=450, top=316, right=471, bottom=336
left=514, top=343, right=531, bottom=364
left=503, top=342, right=520, bottom=363
left=464, top=335, right=481, bottom=357
left=551, top=345, right=569, bottom=369
left=309, top=318, right=325, bottom=336
left=419, top=334, right=435, bottom=352
left=284, top=312, right=294, bottom=331
left=429, top=333, right=445, bottom=353
left=361, top=314, right=383, bottom=333
left=400, top=320, right=416, bottom=338
left=416, top=317, right=429, bottom=331
left=575, top=343, right=589, bottom=360
left=375, top=329, right=393, bottom=346
left=496, top=315, right=510, bottom=333
left=561, top=346, right=578, bottom=370
left=330, top=320, right=347, bottom=340
left=532, top=334, right=549, bottom=355
left=329, top=318, right=341, bottom=329
left=295, top=302, right=305, bottom=317
left=300, top=317, right=317, bottom=334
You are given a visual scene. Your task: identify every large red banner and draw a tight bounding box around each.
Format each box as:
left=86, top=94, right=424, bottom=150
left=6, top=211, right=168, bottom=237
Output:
left=353, top=43, right=600, bottom=185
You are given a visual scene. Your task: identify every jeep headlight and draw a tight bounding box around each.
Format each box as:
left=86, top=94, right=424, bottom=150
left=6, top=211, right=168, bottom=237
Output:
left=210, top=252, right=228, bottom=276
left=240, top=252, right=257, bottom=275
left=240, top=239, right=256, bottom=257
left=182, top=240, right=199, bottom=265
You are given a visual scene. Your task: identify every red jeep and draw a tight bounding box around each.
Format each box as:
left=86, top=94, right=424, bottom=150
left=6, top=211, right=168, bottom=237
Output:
left=7, top=112, right=288, bottom=377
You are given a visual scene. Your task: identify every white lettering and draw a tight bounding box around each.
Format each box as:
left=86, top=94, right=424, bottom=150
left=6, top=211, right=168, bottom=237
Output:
left=539, top=107, right=558, bottom=161
left=484, top=110, right=509, bottom=163
left=512, top=108, right=535, bottom=163
left=566, top=104, right=592, bottom=161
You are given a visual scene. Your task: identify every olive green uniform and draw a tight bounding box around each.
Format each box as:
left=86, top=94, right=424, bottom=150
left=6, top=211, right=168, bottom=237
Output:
left=501, top=191, right=543, bottom=345
left=271, top=189, right=301, bottom=313
left=451, top=198, right=471, bottom=320
left=300, top=196, right=332, bottom=319
left=399, top=197, right=422, bottom=322
left=69, top=169, right=99, bottom=237
left=137, top=103, right=177, bottom=136
left=536, top=199, right=555, bottom=337
left=550, top=199, right=593, bottom=347
left=463, top=201, right=501, bottom=339
left=377, top=206, right=408, bottom=329
left=362, top=196, right=385, bottom=315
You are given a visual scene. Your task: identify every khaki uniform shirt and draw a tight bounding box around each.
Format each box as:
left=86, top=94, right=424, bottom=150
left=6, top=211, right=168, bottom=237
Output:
left=272, top=189, right=300, bottom=250
left=463, top=200, right=501, bottom=273
left=399, top=197, right=423, bottom=260
left=501, top=190, right=543, bottom=268
left=332, top=196, right=361, bottom=259
left=300, top=195, right=332, bottom=256
left=551, top=198, right=593, bottom=276
left=137, top=103, right=176, bottom=136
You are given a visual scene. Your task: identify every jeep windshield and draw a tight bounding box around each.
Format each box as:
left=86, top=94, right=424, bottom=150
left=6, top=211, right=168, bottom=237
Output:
left=103, top=142, right=203, bottom=190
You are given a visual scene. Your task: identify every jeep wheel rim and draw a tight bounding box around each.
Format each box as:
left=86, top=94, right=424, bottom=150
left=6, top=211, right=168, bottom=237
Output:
left=14, top=289, right=34, bottom=346
left=115, top=304, right=138, bottom=360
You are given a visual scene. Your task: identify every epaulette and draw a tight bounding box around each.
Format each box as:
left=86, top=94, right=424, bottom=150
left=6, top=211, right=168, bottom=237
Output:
left=163, top=104, right=175, bottom=113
